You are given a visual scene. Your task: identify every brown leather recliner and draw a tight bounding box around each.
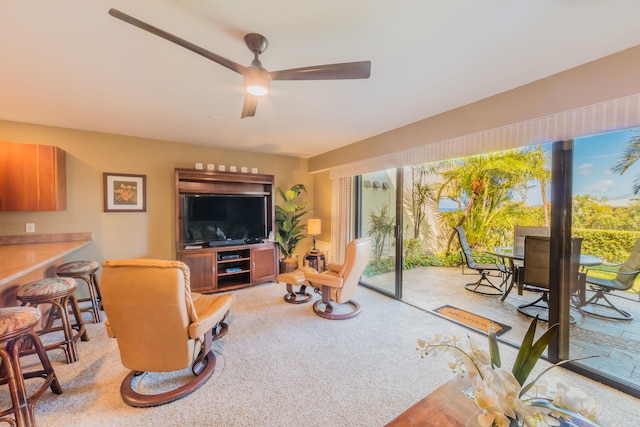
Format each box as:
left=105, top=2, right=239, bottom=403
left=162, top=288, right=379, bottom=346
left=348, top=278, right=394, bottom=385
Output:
left=303, top=237, right=371, bottom=320
left=101, top=259, right=235, bottom=407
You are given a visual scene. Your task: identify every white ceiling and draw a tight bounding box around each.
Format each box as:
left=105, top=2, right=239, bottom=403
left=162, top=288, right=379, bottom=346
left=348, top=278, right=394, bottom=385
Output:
left=2, top=1, right=640, bottom=159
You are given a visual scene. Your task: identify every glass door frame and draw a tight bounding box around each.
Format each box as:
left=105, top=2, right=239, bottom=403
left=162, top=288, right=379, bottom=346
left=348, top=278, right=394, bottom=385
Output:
left=355, top=170, right=404, bottom=300
left=549, top=139, right=640, bottom=399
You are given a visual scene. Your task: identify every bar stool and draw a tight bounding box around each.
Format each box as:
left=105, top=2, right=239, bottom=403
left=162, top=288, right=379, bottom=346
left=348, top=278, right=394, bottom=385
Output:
left=0, top=306, right=63, bottom=427
left=56, top=260, right=102, bottom=323
left=16, top=277, right=88, bottom=364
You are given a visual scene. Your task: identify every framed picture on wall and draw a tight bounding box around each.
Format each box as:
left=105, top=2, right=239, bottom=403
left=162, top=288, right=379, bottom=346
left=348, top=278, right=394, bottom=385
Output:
left=103, top=172, right=146, bottom=212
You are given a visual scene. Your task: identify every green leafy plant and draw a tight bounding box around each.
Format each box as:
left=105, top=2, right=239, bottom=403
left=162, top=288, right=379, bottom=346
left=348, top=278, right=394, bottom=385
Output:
left=367, top=203, right=395, bottom=267
left=275, top=184, right=308, bottom=260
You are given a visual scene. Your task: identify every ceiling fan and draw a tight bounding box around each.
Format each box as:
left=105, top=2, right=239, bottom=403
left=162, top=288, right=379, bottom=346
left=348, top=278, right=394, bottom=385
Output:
left=108, top=8, right=371, bottom=118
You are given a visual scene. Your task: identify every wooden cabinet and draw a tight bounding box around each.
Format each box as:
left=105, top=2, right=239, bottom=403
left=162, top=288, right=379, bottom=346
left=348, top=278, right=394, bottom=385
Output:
left=177, top=242, right=277, bottom=293
left=251, top=243, right=278, bottom=283
left=175, top=168, right=278, bottom=293
left=0, top=141, right=67, bottom=211
left=179, top=251, right=215, bottom=293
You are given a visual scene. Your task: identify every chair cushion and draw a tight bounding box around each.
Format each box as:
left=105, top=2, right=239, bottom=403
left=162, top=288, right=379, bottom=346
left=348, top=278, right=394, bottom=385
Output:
left=57, top=260, right=100, bottom=274
left=17, top=277, right=77, bottom=297
left=277, top=269, right=311, bottom=286
left=305, top=269, right=343, bottom=288
left=586, top=276, right=628, bottom=292
left=189, top=293, right=235, bottom=339
left=0, top=306, right=41, bottom=336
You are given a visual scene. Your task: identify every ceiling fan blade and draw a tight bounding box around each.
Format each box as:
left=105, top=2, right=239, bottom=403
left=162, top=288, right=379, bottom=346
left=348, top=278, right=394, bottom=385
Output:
left=269, top=61, right=371, bottom=81
left=108, top=8, right=246, bottom=75
left=241, top=94, right=259, bottom=119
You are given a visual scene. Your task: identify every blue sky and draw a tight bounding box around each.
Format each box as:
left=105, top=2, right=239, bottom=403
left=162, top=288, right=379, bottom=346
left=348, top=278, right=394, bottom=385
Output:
left=526, top=128, right=640, bottom=206
left=572, top=128, right=640, bottom=206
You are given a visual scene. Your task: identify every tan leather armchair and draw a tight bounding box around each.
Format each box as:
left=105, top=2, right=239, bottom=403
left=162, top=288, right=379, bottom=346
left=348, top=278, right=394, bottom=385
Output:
left=303, top=238, right=371, bottom=319
left=101, top=259, right=235, bottom=407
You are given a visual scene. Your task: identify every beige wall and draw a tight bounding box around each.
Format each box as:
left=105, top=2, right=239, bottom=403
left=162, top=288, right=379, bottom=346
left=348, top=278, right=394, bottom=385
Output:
left=311, top=169, right=332, bottom=245
left=0, top=120, right=312, bottom=264
left=309, top=44, right=640, bottom=173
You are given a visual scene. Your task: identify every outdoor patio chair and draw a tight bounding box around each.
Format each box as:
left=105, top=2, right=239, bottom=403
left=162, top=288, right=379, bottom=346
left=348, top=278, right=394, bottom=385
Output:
left=580, top=238, right=640, bottom=321
left=513, top=226, right=549, bottom=257
left=101, top=259, right=235, bottom=407
left=453, top=226, right=506, bottom=296
left=517, top=236, right=584, bottom=322
left=517, top=236, right=552, bottom=320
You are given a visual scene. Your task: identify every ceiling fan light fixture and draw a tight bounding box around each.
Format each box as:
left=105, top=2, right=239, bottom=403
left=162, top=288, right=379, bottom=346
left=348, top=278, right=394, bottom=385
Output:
left=244, top=66, right=271, bottom=96
left=108, top=10, right=371, bottom=117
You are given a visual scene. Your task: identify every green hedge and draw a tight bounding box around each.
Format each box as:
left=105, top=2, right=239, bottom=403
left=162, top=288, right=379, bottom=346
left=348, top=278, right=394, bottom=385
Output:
left=573, top=228, right=640, bottom=264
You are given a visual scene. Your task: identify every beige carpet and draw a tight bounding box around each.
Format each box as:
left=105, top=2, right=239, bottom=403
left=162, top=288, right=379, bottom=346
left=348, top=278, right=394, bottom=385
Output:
left=4, top=282, right=640, bottom=426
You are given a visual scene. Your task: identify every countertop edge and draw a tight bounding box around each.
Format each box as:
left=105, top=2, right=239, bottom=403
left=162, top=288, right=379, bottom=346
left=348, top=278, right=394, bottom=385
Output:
left=0, top=240, right=91, bottom=286
left=0, top=232, right=92, bottom=245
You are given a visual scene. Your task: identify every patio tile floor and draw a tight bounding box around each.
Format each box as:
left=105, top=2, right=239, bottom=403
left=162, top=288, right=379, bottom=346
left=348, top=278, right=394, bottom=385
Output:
left=362, top=266, right=640, bottom=390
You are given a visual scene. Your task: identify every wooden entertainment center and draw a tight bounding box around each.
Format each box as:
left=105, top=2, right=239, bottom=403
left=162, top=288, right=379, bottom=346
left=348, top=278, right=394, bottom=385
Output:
left=175, top=168, right=278, bottom=293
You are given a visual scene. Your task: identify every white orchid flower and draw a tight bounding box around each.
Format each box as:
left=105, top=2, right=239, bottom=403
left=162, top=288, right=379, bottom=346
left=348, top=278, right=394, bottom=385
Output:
left=416, top=317, right=598, bottom=426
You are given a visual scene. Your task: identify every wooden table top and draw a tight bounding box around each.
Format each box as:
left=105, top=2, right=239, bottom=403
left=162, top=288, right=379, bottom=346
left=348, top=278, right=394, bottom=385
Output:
left=0, top=240, right=91, bottom=286
left=385, top=375, right=481, bottom=427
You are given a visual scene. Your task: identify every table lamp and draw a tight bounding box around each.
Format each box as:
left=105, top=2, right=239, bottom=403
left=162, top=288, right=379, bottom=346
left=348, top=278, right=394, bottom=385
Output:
left=308, top=219, right=322, bottom=253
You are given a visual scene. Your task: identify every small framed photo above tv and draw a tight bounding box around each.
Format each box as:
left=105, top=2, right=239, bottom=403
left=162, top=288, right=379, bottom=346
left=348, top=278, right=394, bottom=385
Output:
left=103, top=172, right=146, bottom=212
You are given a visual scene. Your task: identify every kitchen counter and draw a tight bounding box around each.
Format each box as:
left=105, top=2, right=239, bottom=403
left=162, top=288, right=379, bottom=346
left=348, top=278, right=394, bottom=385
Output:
left=0, top=240, right=91, bottom=286
left=0, top=233, right=92, bottom=306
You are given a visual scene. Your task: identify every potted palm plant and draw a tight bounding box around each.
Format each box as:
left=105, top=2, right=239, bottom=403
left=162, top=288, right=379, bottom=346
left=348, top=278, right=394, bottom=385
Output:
left=275, top=183, right=309, bottom=273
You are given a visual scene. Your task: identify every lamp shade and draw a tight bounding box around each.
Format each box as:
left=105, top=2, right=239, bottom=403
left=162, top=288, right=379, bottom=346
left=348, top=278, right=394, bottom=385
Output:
left=308, top=219, right=322, bottom=235
left=244, top=66, right=271, bottom=96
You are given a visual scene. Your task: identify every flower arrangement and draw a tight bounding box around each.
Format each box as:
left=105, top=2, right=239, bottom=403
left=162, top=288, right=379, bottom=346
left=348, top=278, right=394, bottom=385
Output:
left=417, top=318, right=598, bottom=427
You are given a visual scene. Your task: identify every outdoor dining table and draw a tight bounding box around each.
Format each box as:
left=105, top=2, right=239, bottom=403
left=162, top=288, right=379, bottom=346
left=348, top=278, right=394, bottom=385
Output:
left=489, top=246, right=603, bottom=303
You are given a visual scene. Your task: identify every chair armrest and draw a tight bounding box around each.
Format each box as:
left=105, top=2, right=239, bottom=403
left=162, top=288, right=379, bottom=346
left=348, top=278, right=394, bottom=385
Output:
left=298, top=266, right=318, bottom=275
left=188, top=293, right=235, bottom=339
left=105, top=320, right=116, bottom=338
left=585, top=265, right=640, bottom=276
left=326, top=262, right=343, bottom=273
left=474, top=250, right=502, bottom=264
left=304, top=270, right=343, bottom=288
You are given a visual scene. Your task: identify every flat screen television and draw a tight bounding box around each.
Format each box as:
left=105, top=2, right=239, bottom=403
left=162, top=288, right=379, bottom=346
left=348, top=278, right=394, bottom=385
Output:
left=180, top=194, right=269, bottom=245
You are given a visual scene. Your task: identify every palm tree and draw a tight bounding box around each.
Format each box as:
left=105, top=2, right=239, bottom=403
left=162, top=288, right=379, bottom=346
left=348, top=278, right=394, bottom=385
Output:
left=611, top=134, right=640, bottom=194
left=403, top=165, right=439, bottom=240
left=368, top=203, right=395, bottom=267
left=533, top=145, right=551, bottom=226
left=438, top=148, right=550, bottom=252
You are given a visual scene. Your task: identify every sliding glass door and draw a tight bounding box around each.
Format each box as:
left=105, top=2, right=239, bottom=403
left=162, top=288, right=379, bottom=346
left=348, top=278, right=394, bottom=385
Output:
left=562, top=130, right=640, bottom=397
left=357, top=170, right=402, bottom=298
left=353, top=131, right=640, bottom=398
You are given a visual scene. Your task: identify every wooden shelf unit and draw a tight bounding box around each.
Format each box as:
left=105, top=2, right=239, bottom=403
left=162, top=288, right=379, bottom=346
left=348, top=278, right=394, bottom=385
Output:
left=177, top=243, right=277, bottom=293
left=174, top=169, right=277, bottom=293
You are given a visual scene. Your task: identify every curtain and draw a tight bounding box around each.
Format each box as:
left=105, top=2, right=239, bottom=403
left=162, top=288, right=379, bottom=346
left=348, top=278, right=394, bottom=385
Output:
left=330, top=177, right=352, bottom=263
